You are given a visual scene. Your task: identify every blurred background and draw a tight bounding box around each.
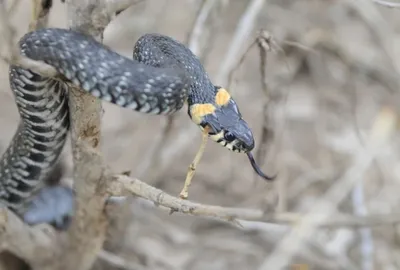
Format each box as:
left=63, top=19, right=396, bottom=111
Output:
left=1, top=0, right=400, bottom=269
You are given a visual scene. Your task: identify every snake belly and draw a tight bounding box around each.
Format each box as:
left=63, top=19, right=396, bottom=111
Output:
left=0, top=28, right=211, bottom=214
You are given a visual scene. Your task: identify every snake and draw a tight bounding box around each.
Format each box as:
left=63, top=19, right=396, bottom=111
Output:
left=0, top=27, right=275, bottom=227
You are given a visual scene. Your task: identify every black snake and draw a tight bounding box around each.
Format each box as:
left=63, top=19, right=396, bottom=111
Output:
left=0, top=28, right=274, bottom=227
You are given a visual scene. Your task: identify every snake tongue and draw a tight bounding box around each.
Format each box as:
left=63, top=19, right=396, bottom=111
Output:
left=246, top=152, right=276, bottom=181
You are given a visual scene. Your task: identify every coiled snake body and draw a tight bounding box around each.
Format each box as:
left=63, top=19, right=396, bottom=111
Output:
left=1, top=28, right=273, bottom=226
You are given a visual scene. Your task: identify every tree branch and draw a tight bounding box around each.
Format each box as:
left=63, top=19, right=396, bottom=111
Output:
left=51, top=1, right=139, bottom=270
left=108, top=174, right=400, bottom=229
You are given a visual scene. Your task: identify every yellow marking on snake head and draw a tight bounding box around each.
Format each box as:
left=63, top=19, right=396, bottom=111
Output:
left=215, top=88, right=231, bottom=106
left=190, top=103, right=216, bottom=125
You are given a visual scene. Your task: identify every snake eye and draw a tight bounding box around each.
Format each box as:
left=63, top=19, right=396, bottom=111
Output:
left=200, top=122, right=217, bottom=135
left=224, top=131, right=236, bottom=142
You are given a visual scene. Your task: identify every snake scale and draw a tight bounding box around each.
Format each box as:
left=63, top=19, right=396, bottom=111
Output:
left=0, top=28, right=274, bottom=227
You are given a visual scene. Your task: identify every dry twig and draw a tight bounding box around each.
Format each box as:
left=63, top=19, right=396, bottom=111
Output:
left=107, top=173, right=400, bottom=229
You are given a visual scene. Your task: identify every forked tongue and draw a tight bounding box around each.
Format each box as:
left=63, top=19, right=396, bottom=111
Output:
left=246, top=152, right=276, bottom=181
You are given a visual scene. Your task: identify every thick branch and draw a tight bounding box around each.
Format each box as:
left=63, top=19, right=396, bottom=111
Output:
left=47, top=1, right=140, bottom=270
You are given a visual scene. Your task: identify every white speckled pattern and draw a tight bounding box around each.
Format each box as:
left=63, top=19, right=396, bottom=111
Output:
left=1, top=28, right=260, bottom=227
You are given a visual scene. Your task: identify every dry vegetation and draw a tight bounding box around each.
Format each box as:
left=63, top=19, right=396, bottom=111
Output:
left=1, top=0, right=400, bottom=269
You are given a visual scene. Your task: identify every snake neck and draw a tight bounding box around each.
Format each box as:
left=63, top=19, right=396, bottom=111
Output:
left=133, top=33, right=217, bottom=107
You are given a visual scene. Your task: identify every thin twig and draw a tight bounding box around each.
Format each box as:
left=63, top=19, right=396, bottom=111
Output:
left=254, top=30, right=274, bottom=167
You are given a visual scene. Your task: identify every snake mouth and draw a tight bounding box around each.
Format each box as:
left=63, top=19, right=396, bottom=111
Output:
left=208, top=130, right=276, bottom=180
left=246, top=152, right=276, bottom=181
left=209, top=133, right=246, bottom=153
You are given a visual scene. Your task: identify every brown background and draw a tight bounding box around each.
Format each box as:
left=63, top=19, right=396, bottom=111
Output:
left=1, top=0, right=400, bottom=269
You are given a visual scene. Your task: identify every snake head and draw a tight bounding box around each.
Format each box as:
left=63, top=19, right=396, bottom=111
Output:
left=201, top=102, right=255, bottom=153
left=188, top=87, right=275, bottom=181
left=189, top=87, right=254, bottom=153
